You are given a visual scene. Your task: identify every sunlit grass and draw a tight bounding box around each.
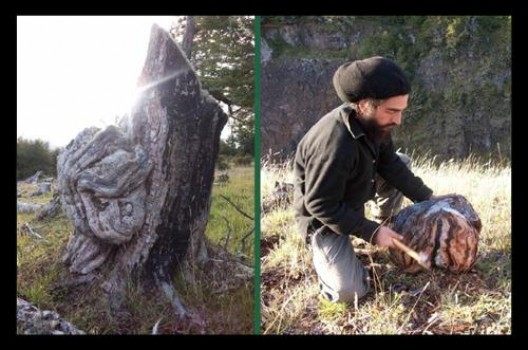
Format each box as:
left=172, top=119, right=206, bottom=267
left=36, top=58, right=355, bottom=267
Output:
left=17, top=164, right=254, bottom=334
left=207, top=166, right=254, bottom=258
left=261, top=154, right=511, bottom=334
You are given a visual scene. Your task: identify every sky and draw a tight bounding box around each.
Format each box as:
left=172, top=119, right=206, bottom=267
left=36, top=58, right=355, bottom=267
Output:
left=17, top=16, right=180, bottom=149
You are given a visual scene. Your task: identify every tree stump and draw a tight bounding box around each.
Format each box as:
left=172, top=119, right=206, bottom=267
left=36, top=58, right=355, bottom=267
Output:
left=57, top=24, right=228, bottom=313
left=37, top=193, right=62, bottom=221
left=31, top=182, right=52, bottom=197
left=23, top=170, right=43, bottom=184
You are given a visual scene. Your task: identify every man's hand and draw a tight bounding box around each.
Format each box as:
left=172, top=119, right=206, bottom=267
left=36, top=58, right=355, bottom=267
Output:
left=374, top=226, right=403, bottom=248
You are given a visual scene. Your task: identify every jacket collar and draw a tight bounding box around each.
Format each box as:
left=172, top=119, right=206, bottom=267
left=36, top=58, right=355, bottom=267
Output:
left=339, top=104, right=379, bottom=157
left=339, top=104, right=366, bottom=139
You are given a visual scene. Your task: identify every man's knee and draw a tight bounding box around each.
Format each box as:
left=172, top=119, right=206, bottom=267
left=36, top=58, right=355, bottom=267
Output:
left=335, top=279, right=369, bottom=302
left=320, top=276, right=369, bottom=303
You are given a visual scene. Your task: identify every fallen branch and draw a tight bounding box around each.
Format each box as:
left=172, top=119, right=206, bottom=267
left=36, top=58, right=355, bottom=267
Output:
left=152, top=317, right=163, bottom=335
left=208, top=242, right=254, bottom=269
left=21, top=223, right=43, bottom=239
left=219, top=195, right=253, bottom=220
left=239, top=226, right=254, bottom=253
left=221, top=215, right=233, bottom=252
left=17, top=202, right=43, bottom=213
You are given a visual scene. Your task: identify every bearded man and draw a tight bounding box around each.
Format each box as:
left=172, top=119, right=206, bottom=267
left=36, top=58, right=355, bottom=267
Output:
left=293, top=56, right=434, bottom=302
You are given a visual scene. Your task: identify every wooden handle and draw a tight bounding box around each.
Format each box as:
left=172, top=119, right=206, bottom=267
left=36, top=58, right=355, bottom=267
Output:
left=392, top=238, right=430, bottom=270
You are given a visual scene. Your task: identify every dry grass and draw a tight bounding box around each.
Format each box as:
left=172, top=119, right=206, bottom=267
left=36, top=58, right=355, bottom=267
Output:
left=17, top=165, right=254, bottom=334
left=260, top=154, right=511, bottom=334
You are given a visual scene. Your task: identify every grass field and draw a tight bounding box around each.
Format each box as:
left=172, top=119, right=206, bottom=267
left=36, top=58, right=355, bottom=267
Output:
left=260, top=155, right=511, bottom=334
left=17, top=164, right=254, bottom=334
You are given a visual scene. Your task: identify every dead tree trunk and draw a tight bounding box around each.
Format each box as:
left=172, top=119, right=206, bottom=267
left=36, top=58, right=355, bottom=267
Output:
left=181, top=16, right=196, bottom=59
left=57, top=24, right=227, bottom=313
left=37, top=193, right=61, bottom=221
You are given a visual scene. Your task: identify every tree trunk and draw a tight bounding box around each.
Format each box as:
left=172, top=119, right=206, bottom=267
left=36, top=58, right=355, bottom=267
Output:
left=57, top=24, right=227, bottom=313
left=37, top=193, right=61, bottom=221
left=181, top=16, right=196, bottom=59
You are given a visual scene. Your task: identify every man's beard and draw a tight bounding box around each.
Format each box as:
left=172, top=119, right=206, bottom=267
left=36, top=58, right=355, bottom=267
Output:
left=357, top=116, right=394, bottom=145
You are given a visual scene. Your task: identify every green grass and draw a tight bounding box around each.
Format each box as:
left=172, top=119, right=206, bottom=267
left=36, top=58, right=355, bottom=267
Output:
left=260, top=154, right=511, bottom=334
left=17, top=166, right=254, bottom=334
left=207, top=166, right=254, bottom=259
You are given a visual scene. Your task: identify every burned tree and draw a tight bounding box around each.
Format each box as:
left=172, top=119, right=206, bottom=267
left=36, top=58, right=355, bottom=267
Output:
left=57, top=24, right=227, bottom=313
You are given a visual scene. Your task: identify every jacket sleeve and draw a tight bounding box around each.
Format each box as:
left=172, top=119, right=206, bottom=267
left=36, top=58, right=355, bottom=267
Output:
left=303, top=139, right=379, bottom=240
left=377, top=139, right=433, bottom=203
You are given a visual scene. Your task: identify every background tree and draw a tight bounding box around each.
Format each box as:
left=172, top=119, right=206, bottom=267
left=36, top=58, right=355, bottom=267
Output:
left=17, top=137, right=58, bottom=180
left=172, top=16, right=254, bottom=158
left=219, top=137, right=238, bottom=157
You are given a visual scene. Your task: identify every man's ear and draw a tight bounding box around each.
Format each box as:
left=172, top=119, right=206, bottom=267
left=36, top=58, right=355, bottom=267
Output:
left=357, top=99, right=368, bottom=115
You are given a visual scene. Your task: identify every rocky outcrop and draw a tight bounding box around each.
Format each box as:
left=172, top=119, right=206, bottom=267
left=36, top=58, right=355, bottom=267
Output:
left=261, top=17, right=511, bottom=161
left=261, top=57, right=342, bottom=160
left=17, top=298, right=84, bottom=335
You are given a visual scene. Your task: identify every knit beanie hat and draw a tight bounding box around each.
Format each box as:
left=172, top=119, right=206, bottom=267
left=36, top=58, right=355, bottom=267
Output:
left=333, top=56, right=411, bottom=103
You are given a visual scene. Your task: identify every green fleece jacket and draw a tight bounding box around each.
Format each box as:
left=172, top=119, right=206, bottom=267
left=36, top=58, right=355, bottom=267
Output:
left=293, top=104, right=433, bottom=243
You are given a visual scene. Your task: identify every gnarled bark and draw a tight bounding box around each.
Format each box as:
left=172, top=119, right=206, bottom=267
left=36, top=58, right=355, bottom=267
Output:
left=389, top=194, right=481, bottom=273
left=57, top=24, right=227, bottom=311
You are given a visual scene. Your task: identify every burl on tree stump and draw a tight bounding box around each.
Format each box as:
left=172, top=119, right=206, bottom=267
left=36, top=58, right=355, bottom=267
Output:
left=57, top=24, right=228, bottom=313
left=389, top=194, right=481, bottom=273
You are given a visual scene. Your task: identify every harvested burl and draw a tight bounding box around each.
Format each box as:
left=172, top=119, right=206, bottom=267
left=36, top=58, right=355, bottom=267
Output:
left=389, top=194, right=481, bottom=273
